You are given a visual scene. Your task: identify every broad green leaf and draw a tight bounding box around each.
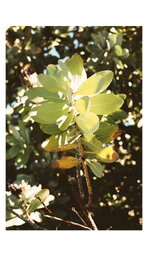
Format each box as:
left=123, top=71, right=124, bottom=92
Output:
left=67, top=133, right=82, bottom=144
left=16, top=148, right=30, bottom=168
left=97, top=147, right=119, bottom=163
left=75, top=70, right=114, bottom=96
left=117, top=93, right=127, bottom=101
left=18, top=121, right=30, bottom=144
left=66, top=86, right=72, bottom=103
left=47, top=64, right=70, bottom=87
left=114, top=57, right=124, bottom=69
left=27, top=189, right=50, bottom=213
left=6, top=135, right=20, bottom=146
left=114, top=45, right=123, bottom=56
left=75, top=96, right=90, bottom=114
left=121, top=48, right=129, bottom=59
left=41, top=135, right=59, bottom=151
left=89, top=93, right=124, bottom=115
left=27, top=199, right=41, bottom=213
left=41, top=134, right=77, bottom=152
left=26, top=87, right=60, bottom=103
left=9, top=125, right=23, bottom=142
left=37, top=189, right=50, bottom=202
left=36, top=102, right=69, bottom=124
left=38, top=74, right=67, bottom=95
left=86, top=159, right=104, bottom=178
left=58, top=60, right=72, bottom=81
left=38, top=194, right=55, bottom=208
left=110, top=109, right=128, bottom=121
left=40, top=123, right=62, bottom=135
left=66, top=53, right=83, bottom=76
left=51, top=156, right=81, bottom=169
left=59, top=108, right=74, bottom=131
left=75, top=112, right=99, bottom=134
left=116, top=32, right=123, bottom=45
left=6, top=145, right=21, bottom=160
left=108, top=33, right=117, bottom=48
left=47, top=64, right=64, bottom=81
left=95, top=122, right=120, bottom=143
left=81, top=138, right=103, bottom=154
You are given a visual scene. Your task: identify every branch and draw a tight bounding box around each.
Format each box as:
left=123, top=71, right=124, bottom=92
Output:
left=75, top=124, right=92, bottom=208
left=43, top=214, right=92, bottom=230
left=6, top=207, right=46, bottom=230
left=75, top=155, right=85, bottom=200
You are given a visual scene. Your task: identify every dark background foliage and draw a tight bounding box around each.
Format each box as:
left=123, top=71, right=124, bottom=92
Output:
left=6, top=26, right=142, bottom=230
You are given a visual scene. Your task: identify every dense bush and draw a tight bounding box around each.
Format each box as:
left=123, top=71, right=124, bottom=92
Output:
left=6, top=26, right=142, bottom=230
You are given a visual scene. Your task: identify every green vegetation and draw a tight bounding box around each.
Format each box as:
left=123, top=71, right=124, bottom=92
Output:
left=6, top=26, right=142, bottom=230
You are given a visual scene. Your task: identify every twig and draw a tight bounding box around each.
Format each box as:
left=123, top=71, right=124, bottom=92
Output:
left=70, top=179, right=98, bottom=230
left=87, top=212, right=98, bottom=231
left=6, top=207, right=46, bottom=230
left=72, top=207, right=89, bottom=227
left=43, top=214, right=92, bottom=230
left=75, top=157, right=85, bottom=200
left=75, top=124, right=92, bottom=209
left=35, top=194, right=53, bottom=215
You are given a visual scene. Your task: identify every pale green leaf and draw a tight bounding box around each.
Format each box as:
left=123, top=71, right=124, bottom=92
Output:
left=40, top=123, right=62, bottom=135
left=81, top=138, right=103, bottom=154
left=75, top=96, right=90, bottom=114
left=75, top=70, right=114, bottom=96
left=95, top=122, right=120, bottom=143
left=121, top=48, right=129, bottom=59
left=75, top=112, right=99, bottom=134
left=38, top=74, right=66, bottom=94
left=37, top=189, right=50, bottom=202
left=108, top=33, right=117, bottom=48
left=36, top=102, right=69, bottom=124
left=59, top=108, right=74, bottom=131
left=27, top=199, right=41, bottom=213
left=114, top=45, right=123, bottom=56
left=86, top=159, right=104, bottom=178
left=41, top=134, right=77, bottom=152
left=66, top=53, right=83, bottom=76
left=58, top=60, right=72, bottom=81
left=66, top=86, right=72, bottom=103
left=27, top=189, right=50, bottom=213
left=26, top=87, right=60, bottom=103
left=89, top=93, right=124, bottom=115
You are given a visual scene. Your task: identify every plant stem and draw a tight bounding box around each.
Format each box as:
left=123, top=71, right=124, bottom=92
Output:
left=75, top=155, right=85, bottom=200
left=44, top=214, right=92, bottom=230
left=75, top=124, right=92, bottom=208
